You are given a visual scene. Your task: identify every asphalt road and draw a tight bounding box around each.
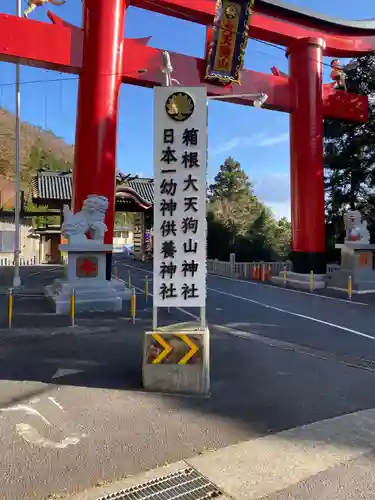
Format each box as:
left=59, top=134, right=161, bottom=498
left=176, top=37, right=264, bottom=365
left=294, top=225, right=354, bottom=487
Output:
left=114, top=257, right=375, bottom=362
left=0, top=261, right=375, bottom=499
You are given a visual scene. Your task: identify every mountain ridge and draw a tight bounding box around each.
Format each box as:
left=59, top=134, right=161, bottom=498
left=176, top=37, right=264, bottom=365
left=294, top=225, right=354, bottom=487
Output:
left=0, top=106, right=74, bottom=185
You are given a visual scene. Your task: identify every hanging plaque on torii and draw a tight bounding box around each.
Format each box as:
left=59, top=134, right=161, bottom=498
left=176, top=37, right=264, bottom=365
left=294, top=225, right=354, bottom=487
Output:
left=204, top=0, right=255, bottom=84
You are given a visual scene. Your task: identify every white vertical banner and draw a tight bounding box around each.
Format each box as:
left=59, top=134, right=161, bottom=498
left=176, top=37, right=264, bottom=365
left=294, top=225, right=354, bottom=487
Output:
left=153, top=86, right=207, bottom=308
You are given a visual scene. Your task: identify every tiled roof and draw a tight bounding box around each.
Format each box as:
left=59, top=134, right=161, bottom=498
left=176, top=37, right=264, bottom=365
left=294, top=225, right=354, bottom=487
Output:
left=31, top=171, right=72, bottom=202
left=124, top=178, right=154, bottom=205
left=31, top=172, right=154, bottom=205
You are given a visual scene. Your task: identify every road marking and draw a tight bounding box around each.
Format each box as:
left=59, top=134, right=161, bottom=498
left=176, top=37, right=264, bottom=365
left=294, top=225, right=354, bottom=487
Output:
left=48, top=397, right=64, bottom=411
left=16, top=423, right=81, bottom=449
left=210, top=273, right=367, bottom=306
left=26, top=266, right=61, bottom=277
left=117, top=261, right=367, bottom=307
left=118, top=264, right=370, bottom=336
left=52, top=368, right=84, bottom=379
left=330, top=285, right=375, bottom=295
left=208, top=287, right=375, bottom=341
left=119, top=262, right=153, bottom=275
left=117, top=263, right=373, bottom=340
left=115, top=275, right=199, bottom=321
left=0, top=405, right=52, bottom=426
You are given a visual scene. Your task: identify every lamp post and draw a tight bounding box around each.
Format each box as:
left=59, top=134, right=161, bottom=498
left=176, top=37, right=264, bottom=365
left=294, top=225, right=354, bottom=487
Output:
left=13, top=0, right=22, bottom=287
left=208, top=92, right=268, bottom=107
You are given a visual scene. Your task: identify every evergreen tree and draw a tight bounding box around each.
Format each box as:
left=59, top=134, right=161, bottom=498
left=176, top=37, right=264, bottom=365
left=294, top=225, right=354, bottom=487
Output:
left=207, top=157, right=291, bottom=261
left=209, top=156, right=253, bottom=200
left=208, top=157, right=258, bottom=236
left=324, top=53, right=375, bottom=249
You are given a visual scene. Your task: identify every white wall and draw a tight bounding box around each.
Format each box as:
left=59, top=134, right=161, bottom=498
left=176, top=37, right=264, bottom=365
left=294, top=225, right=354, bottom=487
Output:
left=0, top=220, right=39, bottom=264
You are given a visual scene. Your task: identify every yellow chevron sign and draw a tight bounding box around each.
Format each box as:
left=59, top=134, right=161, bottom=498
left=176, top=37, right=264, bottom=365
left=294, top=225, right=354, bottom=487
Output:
left=151, top=334, right=172, bottom=364
left=177, top=335, right=199, bottom=365
left=151, top=333, right=200, bottom=365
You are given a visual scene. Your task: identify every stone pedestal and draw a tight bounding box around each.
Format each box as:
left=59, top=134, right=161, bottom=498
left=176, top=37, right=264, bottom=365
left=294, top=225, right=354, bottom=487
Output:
left=271, top=271, right=326, bottom=290
left=142, top=322, right=210, bottom=396
left=328, top=243, right=375, bottom=293
left=45, top=243, right=131, bottom=314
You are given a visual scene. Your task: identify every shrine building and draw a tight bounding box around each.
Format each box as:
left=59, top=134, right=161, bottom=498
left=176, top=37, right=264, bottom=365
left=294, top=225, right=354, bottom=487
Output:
left=30, top=171, right=154, bottom=262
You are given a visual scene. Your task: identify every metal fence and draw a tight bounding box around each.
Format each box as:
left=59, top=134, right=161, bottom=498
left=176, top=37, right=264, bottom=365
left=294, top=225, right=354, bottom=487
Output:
left=207, top=259, right=340, bottom=280
left=0, top=256, right=38, bottom=267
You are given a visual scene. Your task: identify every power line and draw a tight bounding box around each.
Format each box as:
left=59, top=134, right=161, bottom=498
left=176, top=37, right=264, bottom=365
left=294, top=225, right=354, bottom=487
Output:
left=138, top=0, right=364, bottom=70
left=0, top=74, right=79, bottom=88
left=0, top=2, right=366, bottom=90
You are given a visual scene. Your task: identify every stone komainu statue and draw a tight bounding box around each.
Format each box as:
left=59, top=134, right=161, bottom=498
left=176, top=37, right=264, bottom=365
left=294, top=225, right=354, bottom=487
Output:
left=62, top=195, right=109, bottom=245
left=344, top=210, right=370, bottom=244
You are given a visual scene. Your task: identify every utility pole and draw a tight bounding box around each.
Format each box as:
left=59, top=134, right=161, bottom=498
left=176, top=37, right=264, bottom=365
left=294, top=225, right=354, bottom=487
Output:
left=13, top=0, right=22, bottom=287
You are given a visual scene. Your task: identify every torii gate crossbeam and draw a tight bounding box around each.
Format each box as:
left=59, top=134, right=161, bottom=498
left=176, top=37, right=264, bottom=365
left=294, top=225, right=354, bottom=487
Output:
left=0, top=0, right=373, bottom=276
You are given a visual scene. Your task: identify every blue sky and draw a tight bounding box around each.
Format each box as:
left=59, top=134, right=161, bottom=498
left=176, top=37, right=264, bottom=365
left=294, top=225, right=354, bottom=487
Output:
left=0, top=1, right=374, bottom=219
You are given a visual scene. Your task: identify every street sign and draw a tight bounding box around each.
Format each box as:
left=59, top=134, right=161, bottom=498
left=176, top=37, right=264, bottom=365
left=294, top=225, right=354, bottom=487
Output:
left=153, top=86, right=207, bottom=308
left=147, top=333, right=201, bottom=365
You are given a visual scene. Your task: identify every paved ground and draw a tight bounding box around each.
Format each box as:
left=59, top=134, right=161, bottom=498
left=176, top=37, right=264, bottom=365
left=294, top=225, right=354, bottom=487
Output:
left=1, top=260, right=375, bottom=499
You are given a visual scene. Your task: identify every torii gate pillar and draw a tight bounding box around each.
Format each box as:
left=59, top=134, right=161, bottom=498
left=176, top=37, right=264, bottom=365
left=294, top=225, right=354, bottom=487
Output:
left=288, top=37, right=326, bottom=275
left=73, top=0, right=126, bottom=279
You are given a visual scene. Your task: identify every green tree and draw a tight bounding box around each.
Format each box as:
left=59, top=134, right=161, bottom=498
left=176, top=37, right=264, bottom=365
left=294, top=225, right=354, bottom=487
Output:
left=209, top=156, right=253, bottom=200
left=324, top=53, right=375, bottom=249
left=207, top=157, right=291, bottom=261
left=24, top=199, right=59, bottom=228
left=269, top=217, right=292, bottom=258
left=208, top=157, right=259, bottom=237
left=22, top=144, right=72, bottom=226
left=115, top=211, right=135, bottom=227
left=22, top=144, right=72, bottom=182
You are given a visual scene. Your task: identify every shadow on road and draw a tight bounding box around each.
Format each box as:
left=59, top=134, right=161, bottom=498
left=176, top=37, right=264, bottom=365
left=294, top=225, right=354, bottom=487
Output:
left=0, top=262, right=375, bottom=452
left=0, top=306, right=375, bottom=439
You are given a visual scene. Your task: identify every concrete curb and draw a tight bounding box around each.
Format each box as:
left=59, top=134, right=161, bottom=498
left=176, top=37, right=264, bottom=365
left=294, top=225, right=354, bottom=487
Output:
left=67, top=462, right=203, bottom=500
left=67, top=407, right=375, bottom=500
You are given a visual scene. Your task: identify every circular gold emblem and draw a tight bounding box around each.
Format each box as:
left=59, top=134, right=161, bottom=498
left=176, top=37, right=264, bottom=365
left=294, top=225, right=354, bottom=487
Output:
left=165, top=92, right=194, bottom=122
left=225, top=4, right=237, bottom=19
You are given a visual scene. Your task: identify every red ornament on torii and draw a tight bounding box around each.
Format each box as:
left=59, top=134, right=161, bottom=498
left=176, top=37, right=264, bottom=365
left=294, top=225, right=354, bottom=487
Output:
left=0, top=0, right=374, bottom=275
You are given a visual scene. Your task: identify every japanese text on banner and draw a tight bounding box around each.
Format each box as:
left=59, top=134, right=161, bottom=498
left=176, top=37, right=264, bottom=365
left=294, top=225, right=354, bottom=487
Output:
left=153, top=87, right=207, bottom=308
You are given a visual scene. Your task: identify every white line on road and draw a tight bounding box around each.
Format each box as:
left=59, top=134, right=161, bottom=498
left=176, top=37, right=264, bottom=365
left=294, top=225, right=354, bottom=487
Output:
left=48, top=397, right=64, bottom=411
left=26, top=266, right=61, bottom=277
left=16, top=423, right=81, bottom=449
left=52, top=368, right=84, bottom=379
left=118, top=262, right=373, bottom=340
left=209, top=273, right=367, bottom=306
left=208, top=287, right=375, bottom=341
left=115, top=274, right=199, bottom=321
left=117, top=261, right=366, bottom=307
left=0, top=405, right=52, bottom=426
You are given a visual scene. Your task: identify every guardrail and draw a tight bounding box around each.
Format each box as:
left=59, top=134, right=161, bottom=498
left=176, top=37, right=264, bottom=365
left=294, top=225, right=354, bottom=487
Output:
left=208, top=258, right=340, bottom=279
left=0, top=256, right=38, bottom=267
left=207, top=259, right=291, bottom=278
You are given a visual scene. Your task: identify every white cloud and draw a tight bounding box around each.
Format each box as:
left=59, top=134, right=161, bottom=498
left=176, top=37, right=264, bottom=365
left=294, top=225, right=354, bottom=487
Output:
left=253, top=172, right=291, bottom=220
left=267, top=202, right=291, bottom=221
left=210, top=132, right=289, bottom=155
left=257, top=133, right=289, bottom=147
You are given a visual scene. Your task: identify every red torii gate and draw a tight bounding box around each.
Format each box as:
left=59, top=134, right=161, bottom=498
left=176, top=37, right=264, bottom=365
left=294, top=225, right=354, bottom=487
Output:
left=0, top=0, right=374, bottom=276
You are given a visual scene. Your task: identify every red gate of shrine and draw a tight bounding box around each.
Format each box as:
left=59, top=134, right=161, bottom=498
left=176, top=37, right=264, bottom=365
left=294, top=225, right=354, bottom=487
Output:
left=0, top=0, right=374, bottom=276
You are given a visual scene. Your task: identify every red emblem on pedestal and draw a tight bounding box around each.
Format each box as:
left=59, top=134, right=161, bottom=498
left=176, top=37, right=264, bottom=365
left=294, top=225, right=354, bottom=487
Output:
left=76, top=256, right=99, bottom=278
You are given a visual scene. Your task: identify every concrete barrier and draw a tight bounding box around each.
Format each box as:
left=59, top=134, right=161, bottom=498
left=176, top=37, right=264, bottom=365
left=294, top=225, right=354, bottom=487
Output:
left=142, top=321, right=210, bottom=396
